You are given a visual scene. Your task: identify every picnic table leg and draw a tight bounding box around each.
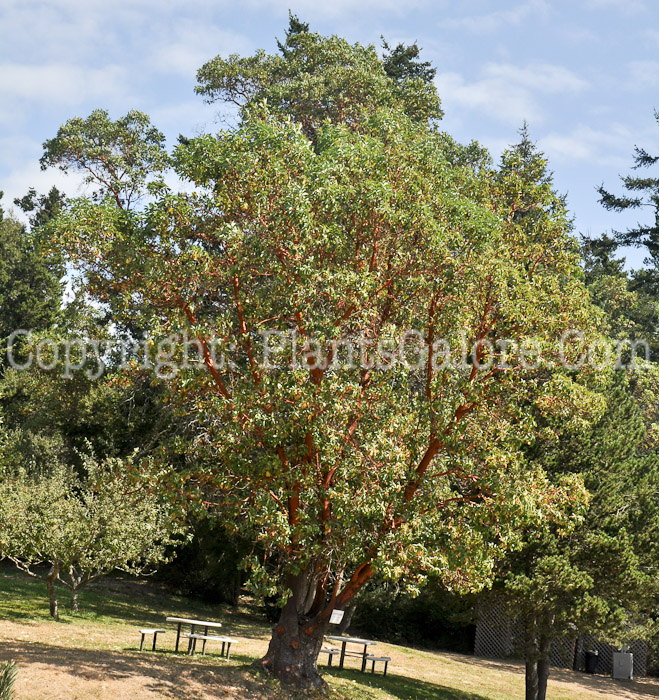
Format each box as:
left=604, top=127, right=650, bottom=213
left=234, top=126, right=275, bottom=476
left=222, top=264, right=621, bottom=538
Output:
left=152, top=631, right=159, bottom=652
left=226, top=642, right=232, bottom=660
left=202, top=627, right=209, bottom=655
left=221, top=641, right=226, bottom=657
left=140, top=632, right=145, bottom=652
left=188, top=625, right=196, bottom=654
left=383, top=659, right=388, bottom=677
left=175, top=623, right=181, bottom=652
left=361, top=645, right=368, bottom=673
left=339, top=642, right=347, bottom=669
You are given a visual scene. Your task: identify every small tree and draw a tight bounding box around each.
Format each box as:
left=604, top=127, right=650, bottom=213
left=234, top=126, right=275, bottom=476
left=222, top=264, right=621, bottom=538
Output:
left=498, top=373, right=659, bottom=700
left=0, top=453, right=186, bottom=618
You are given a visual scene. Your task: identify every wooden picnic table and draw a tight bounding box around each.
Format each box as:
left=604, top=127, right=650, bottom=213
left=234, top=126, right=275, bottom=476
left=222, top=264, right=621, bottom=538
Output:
left=326, top=635, right=377, bottom=671
left=166, top=616, right=223, bottom=653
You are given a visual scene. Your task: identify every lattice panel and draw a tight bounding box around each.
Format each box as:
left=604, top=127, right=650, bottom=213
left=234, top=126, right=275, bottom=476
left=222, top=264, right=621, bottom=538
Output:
left=474, top=596, right=515, bottom=659
left=475, top=597, right=647, bottom=677
left=550, top=636, right=575, bottom=669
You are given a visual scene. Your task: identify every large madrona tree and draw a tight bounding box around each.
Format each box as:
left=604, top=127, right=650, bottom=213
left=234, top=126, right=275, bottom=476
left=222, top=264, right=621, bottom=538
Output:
left=45, top=21, right=596, bottom=689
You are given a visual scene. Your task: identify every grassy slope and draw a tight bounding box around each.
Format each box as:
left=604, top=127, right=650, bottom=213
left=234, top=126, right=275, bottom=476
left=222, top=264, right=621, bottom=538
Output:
left=0, top=568, right=657, bottom=700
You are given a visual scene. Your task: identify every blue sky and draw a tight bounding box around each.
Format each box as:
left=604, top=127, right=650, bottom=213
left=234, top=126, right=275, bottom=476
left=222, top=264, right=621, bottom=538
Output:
left=2, top=0, right=658, bottom=267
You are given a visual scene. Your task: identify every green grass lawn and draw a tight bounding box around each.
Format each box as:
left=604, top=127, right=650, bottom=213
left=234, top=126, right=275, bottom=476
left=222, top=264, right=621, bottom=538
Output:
left=0, top=564, right=223, bottom=627
left=0, top=566, right=656, bottom=700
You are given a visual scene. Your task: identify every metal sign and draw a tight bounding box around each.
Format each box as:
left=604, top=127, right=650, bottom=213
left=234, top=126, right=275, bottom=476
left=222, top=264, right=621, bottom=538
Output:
left=329, top=609, right=344, bottom=624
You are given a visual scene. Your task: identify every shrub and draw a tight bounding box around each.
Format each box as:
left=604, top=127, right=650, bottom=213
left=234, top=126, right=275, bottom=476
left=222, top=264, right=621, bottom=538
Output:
left=352, top=582, right=476, bottom=653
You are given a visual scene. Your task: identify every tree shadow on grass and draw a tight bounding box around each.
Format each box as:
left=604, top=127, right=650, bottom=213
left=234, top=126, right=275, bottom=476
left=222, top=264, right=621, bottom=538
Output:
left=323, top=667, right=490, bottom=700
left=444, top=653, right=659, bottom=700
left=0, top=640, right=268, bottom=699
left=0, top=636, right=489, bottom=700
left=549, top=666, right=659, bottom=699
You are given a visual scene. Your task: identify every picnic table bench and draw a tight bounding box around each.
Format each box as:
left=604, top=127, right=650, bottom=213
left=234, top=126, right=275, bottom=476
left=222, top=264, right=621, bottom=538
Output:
left=185, top=632, right=238, bottom=659
left=319, top=646, right=340, bottom=666
left=165, top=616, right=223, bottom=653
left=324, top=635, right=390, bottom=673
left=139, top=628, right=165, bottom=651
left=366, top=655, right=391, bottom=675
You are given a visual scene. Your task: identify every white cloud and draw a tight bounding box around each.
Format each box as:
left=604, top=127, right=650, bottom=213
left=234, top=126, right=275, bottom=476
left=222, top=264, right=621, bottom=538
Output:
left=0, top=2, right=251, bottom=78
left=627, top=60, right=659, bottom=89
left=1, top=2, right=118, bottom=64
left=646, top=29, right=659, bottom=45
left=436, top=63, right=587, bottom=126
left=8, top=0, right=435, bottom=24
left=560, top=27, right=598, bottom=44
left=0, top=136, right=43, bottom=172
left=0, top=160, right=87, bottom=223
left=439, top=0, right=549, bottom=35
left=0, top=63, right=130, bottom=106
left=148, top=22, right=252, bottom=79
left=243, top=0, right=435, bottom=19
left=585, top=0, right=645, bottom=11
left=485, top=64, right=586, bottom=93
left=540, top=124, right=634, bottom=166
left=149, top=100, right=233, bottom=142
left=438, top=72, right=540, bottom=124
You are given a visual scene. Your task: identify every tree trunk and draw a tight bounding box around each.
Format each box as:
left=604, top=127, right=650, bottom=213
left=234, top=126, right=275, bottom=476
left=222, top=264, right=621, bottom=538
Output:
left=523, top=613, right=554, bottom=700
left=525, top=657, right=539, bottom=700
left=524, top=617, right=539, bottom=700
left=70, top=586, right=80, bottom=613
left=67, top=567, right=85, bottom=613
left=537, top=653, right=551, bottom=700
left=536, top=630, right=552, bottom=700
left=46, top=567, right=59, bottom=621
left=336, top=600, right=357, bottom=635
left=257, top=570, right=330, bottom=689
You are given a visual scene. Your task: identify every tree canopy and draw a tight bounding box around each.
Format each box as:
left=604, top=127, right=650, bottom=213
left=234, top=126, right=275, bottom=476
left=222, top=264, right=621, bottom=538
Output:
left=500, top=371, right=659, bottom=700
left=195, top=18, right=443, bottom=144
left=41, top=109, right=169, bottom=211
left=483, top=128, right=659, bottom=700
